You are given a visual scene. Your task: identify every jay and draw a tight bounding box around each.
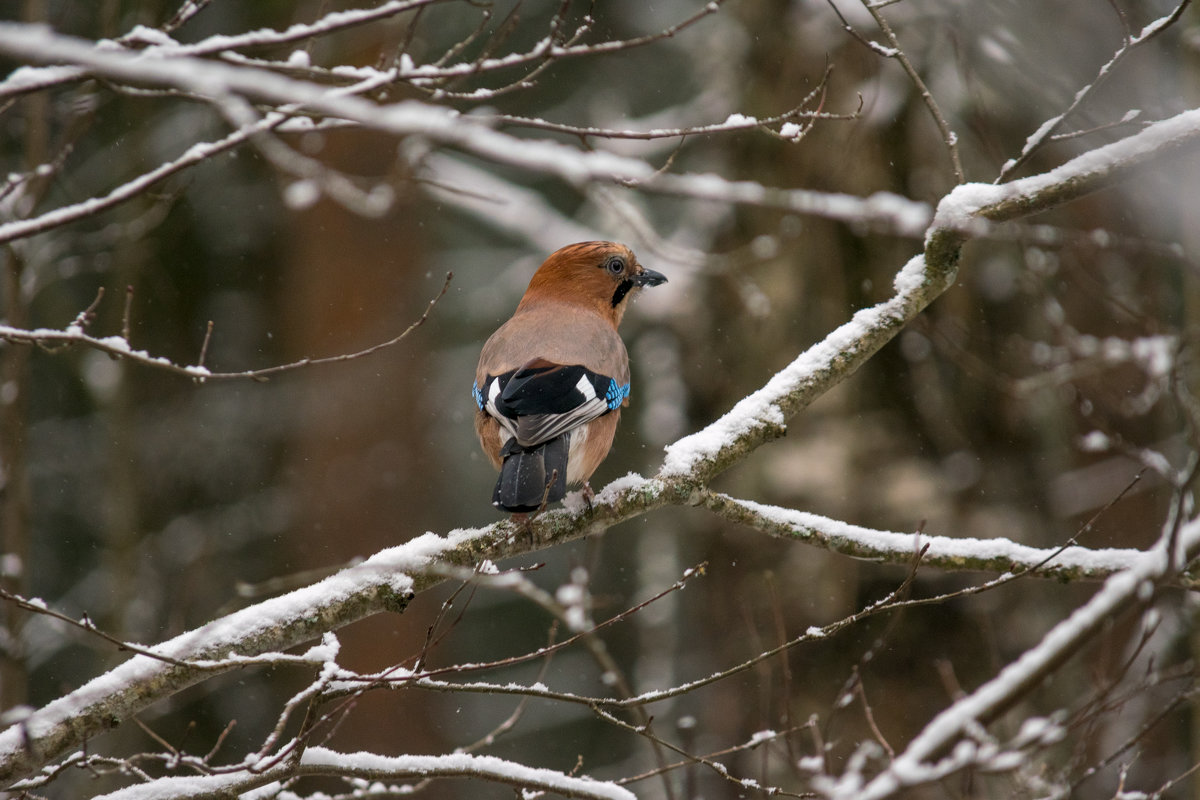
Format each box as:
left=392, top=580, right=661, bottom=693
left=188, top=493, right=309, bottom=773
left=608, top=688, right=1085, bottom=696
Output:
left=473, top=241, right=667, bottom=514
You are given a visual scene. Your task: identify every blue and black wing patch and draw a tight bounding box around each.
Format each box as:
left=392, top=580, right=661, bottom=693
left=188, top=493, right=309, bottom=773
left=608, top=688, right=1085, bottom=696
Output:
left=475, top=359, right=628, bottom=448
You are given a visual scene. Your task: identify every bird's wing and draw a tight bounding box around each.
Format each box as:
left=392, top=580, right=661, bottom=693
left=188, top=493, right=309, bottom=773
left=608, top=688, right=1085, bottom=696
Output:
left=476, top=358, right=629, bottom=448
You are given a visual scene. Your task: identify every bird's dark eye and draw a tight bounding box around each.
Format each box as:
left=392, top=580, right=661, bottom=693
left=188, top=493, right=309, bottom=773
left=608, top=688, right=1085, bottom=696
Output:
left=604, top=256, right=625, bottom=275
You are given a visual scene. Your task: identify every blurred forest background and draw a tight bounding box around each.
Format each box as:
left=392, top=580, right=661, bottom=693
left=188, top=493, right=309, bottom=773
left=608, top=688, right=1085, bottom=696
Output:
left=2, top=0, right=1200, bottom=797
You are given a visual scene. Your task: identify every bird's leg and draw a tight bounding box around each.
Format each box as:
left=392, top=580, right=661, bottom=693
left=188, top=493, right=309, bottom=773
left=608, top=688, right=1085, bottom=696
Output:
left=581, top=481, right=595, bottom=511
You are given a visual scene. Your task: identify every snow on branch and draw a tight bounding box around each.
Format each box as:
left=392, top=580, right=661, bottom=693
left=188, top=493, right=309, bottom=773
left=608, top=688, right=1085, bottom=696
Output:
left=207, top=0, right=725, bottom=102
left=939, top=107, right=1200, bottom=231
left=0, top=1, right=724, bottom=103
left=15, top=22, right=1189, bottom=247
left=700, top=492, right=1197, bottom=587
left=0, top=528, right=487, bottom=785
left=92, top=747, right=636, bottom=800
left=830, top=515, right=1200, bottom=799
left=658, top=254, right=942, bottom=484
left=1, top=21, right=1196, bottom=252
left=647, top=110, right=1200, bottom=514
left=0, top=0, right=435, bottom=101
left=0, top=113, right=274, bottom=246
left=3, top=12, right=1200, bottom=794
left=0, top=23, right=933, bottom=238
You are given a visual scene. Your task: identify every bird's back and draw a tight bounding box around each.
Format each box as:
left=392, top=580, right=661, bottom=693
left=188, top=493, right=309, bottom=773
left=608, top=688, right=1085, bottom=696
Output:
left=475, top=302, right=630, bottom=386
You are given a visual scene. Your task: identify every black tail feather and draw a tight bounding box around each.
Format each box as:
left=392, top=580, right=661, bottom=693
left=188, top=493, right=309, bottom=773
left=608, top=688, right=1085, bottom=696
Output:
left=493, top=435, right=569, bottom=513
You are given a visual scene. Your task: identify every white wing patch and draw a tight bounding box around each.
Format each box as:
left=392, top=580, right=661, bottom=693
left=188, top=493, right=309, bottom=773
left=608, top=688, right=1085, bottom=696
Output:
left=484, top=377, right=519, bottom=440
left=575, top=375, right=597, bottom=402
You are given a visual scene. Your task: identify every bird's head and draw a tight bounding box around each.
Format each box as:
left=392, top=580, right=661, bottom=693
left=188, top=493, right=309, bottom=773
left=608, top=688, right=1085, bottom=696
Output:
left=518, top=241, right=667, bottom=325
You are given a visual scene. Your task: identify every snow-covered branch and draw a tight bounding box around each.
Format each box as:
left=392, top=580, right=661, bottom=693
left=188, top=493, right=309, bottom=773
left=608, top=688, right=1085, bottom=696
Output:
left=1, top=95, right=1195, bottom=788
left=829, top=515, right=1200, bottom=799
left=700, top=492, right=1197, bottom=587
left=9, top=22, right=1189, bottom=255
left=90, top=747, right=635, bottom=800
left=0, top=22, right=933, bottom=238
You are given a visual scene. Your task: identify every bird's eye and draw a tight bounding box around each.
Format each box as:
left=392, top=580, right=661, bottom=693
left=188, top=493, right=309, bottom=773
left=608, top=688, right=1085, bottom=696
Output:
left=604, top=256, right=625, bottom=275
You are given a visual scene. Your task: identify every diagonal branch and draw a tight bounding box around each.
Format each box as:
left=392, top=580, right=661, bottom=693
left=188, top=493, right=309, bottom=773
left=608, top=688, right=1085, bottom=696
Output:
left=657, top=107, right=1200, bottom=490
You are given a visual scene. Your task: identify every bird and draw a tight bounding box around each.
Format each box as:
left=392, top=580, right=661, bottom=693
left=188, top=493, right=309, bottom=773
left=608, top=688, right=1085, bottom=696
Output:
left=473, top=241, right=667, bottom=515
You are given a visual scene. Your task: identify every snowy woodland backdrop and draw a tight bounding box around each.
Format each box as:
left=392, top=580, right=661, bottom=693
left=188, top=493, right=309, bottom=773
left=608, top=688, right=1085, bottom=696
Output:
left=1, top=0, right=1200, bottom=798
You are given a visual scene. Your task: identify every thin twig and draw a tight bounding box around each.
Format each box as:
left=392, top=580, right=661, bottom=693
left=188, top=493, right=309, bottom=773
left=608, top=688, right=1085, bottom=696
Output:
left=0, top=590, right=194, bottom=669
left=196, top=320, right=214, bottom=369
left=619, top=726, right=801, bottom=786
left=71, top=287, right=106, bottom=332
left=0, top=272, right=452, bottom=382
left=859, top=0, right=964, bottom=182
left=121, top=285, right=134, bottom=342
left=592, top=705, right=809, bottom=798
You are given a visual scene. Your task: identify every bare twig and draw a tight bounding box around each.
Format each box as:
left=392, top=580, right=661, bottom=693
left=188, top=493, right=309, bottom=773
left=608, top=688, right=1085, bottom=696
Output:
left=71, top=286, right=106, bottom=332
left=482, top=66, right=854, bottom=141
left=997, top=0, right=1192, bottom=181
left=618, top=726, right=800, bottom=786
left=161, top=0, right=216, bottom=34
left=0, top=589, right=194, bottom=669
left=485, top=104, right=858, bottom=141
left=458, top=622, right=560, bottom=753
left=856, top=0, right=964, bottom=182
left=0, top=271, right=452, bottom=382
left=591, top=705, right=808, bottom=798
left=120, top=285, right=134, bottom=342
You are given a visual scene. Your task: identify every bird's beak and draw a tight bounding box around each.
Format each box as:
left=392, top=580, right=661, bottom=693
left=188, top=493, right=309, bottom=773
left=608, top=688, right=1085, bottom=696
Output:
left=632, top=268, right=667, bottom=287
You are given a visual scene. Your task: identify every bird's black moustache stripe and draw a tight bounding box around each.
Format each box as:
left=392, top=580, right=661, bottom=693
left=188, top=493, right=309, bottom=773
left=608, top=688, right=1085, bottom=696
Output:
left=611, top=279, right=634, bottom=307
